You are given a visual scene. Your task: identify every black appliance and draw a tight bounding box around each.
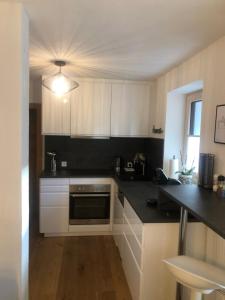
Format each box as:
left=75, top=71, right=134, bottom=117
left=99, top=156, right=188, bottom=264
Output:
left=147, top=168, right=181, bottom=211
left=133, top=153, right=146, bottom=176
left=154, top=168, right=181, bottom=185
left=198, top=153, right=215, bottom=189
left=69, top=184, right=110, bottom=225
left=114, top=153, right=147, bottom=181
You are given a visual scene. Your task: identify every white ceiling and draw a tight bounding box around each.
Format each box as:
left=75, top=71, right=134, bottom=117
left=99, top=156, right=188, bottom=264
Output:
left=19, top=0, right=225, bottom=80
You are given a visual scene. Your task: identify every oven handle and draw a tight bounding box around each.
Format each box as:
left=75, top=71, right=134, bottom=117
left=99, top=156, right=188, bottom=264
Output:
left=70, top=193, right=110, bottom=198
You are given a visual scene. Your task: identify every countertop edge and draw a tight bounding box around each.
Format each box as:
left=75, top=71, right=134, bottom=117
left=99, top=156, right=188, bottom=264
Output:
left=160, top=186, right=225, bottom=240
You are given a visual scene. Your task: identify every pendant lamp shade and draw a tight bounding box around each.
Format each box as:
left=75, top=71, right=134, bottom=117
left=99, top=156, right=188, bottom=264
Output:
left=42, top=61, right=79, bottom=97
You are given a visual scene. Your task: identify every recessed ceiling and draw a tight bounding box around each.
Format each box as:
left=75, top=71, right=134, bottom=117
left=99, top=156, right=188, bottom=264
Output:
left=19, top=0, right=225, bottom=80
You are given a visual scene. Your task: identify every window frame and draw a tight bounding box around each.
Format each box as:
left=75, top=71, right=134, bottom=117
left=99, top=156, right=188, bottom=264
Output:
left=189, top=100, right=202, bottom=137
left=183, top=91, right=203, bottom=173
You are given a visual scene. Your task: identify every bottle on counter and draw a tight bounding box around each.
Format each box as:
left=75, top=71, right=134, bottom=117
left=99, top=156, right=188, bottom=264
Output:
left=213, top=174, right=219, bottom=192
left=217, top=175, right=225, bottom=198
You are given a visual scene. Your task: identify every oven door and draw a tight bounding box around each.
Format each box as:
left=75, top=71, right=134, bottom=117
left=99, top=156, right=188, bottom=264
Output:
left=69, top=193, right=110, bottom=225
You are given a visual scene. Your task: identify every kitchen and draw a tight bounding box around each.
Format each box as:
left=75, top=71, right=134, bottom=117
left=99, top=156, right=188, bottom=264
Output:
left=2, top=1, right=225, bottom=300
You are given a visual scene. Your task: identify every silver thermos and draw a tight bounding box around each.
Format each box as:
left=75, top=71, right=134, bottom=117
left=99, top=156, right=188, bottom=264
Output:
left=198, top=153, right=215, bottom=189
left=47, top=152, right=57, bottom=173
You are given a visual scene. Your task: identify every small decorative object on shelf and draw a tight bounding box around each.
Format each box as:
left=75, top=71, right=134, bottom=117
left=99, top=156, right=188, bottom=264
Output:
left=152, top=125, right=163, bottom=134
left=176, top=151, right=195, bottom=184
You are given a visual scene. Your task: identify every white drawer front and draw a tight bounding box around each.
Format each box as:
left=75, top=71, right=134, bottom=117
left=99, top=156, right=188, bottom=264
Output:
left=124, top=198, right=143, bottom=245
left=40, top=185, right=69, bottom=193
left=113, top=196, right=125, bottom=256
left=124, top=214, right=142, bottom=269
left=40, top=207, right=69, bottom=233
left=40, top=178, right=69, bottom=186
left=123, top=234, right=141, bottom=300
left=40, top=192, right=69, bottom=207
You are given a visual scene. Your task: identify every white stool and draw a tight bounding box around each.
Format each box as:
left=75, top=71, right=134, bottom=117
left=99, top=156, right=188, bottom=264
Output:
left=163, top=255, right=225, bottom=300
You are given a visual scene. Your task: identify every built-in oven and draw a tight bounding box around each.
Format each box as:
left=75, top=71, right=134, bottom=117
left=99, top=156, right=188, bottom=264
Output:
left=69, top=184, right=110, bottom=225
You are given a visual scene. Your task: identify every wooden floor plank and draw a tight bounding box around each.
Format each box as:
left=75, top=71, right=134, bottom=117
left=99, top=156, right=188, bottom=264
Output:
left=29, top=237, right=65, bottom=300
left=29, top=235, right=132, bottom=300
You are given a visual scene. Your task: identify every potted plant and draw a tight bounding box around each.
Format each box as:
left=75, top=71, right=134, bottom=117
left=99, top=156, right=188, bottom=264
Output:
left=176, top=152, right=195, bottom=184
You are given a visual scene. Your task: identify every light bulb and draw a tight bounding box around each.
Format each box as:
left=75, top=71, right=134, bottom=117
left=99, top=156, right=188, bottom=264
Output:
left=42, top=61, right=79, bottom=95
left=51, top=74, right=70, bottom=97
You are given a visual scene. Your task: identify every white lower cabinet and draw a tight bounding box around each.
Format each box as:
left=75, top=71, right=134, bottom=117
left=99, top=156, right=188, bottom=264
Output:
left=40, top=177, right=112, bottom=236
left=124, top=214, right=142, bottom=267
left=112, top=185, right=124, bottom=255
left=40, top=179, right=69, bottom=234
left=40, top=207, right=69, bottom=233
left=112, top=187, right=180, bottom=300
left=123, top=233, right=142, bottom=300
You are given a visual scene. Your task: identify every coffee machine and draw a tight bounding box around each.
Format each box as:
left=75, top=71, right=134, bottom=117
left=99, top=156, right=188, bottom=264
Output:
left=133, top=153, right=146, bottom=177
left=113, top=153, right=147, bottom=180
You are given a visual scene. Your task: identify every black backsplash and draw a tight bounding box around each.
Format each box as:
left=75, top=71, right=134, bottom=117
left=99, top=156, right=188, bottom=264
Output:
left=45, top=136, right=164, bottom=179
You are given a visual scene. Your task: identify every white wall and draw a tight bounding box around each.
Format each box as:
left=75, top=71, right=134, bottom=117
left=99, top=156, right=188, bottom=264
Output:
left=163, top=92, right=186, bottom=175
left=0, top=3, right=29, bottom=300
left=155, top=36, right=225, bottom=176
left=155, top=35, right=225, bottom=300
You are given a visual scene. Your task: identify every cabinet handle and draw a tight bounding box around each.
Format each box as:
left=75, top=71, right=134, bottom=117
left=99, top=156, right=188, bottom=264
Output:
left=70, top=193, right=110, bottom=198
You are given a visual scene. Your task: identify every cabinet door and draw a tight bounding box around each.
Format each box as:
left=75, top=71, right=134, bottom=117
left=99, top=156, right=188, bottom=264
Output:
left=123, top=234, right=141, bottom=300
left=42, top=86, right=71, bottom=135
left=152, top=77, right=166, bottom=138
left=124, top=198, right=143, bottom=245
left=40, top=206, right=69, bottom=233
left=111, top=82, right=150, bottom=137
left=70, top=80, right=111, bottom=137
left=113, top=194, right=124, bottom=255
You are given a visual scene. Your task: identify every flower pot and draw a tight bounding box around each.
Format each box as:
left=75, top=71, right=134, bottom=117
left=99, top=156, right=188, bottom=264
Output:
left=179, top=174, right=193, bottom=184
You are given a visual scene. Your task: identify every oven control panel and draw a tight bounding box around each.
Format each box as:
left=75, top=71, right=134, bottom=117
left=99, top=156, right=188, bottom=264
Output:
left=69, top=184, right=110, bottom=194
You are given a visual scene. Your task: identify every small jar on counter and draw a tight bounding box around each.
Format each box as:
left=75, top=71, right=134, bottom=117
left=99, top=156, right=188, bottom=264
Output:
left=217, top=175, right=225, bottom=198
left=213, top=174, right=219, bottom=192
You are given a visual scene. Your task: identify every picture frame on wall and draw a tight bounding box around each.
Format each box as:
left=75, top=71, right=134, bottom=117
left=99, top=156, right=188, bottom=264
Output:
left=214, top=104, right=225, bottom=144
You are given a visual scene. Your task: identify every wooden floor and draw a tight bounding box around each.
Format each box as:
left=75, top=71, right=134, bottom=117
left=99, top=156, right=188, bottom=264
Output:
left=29, top=233, right=132, bottom=300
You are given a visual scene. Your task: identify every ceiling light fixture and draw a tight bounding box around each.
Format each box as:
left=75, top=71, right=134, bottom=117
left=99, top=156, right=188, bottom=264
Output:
left=42, top=60, right=79, bottom=97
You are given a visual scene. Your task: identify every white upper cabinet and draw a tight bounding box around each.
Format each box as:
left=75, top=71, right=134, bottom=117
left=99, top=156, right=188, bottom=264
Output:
left=42, top=79, right=153, bottom=137
left=70, top=80, right=111, bottom=137
left=42, top=86, right=71, bottom=135
left=111, top=82, right=150, bottom=137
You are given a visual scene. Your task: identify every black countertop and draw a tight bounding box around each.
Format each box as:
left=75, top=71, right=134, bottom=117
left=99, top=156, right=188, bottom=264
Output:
left=113, top=179, right=181, bottom=223
left=40, top=169, right=114, bottom=178
left=160, top=185, right=225, bottom=239
left=40, top=169, right=181, bottom=224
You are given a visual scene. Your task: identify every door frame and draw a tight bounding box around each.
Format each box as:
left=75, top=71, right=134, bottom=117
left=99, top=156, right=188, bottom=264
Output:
left=29, top=103, right=43, bottom=177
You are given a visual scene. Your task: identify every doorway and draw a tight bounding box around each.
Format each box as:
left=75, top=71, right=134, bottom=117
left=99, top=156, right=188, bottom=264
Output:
left=29, top=103, right=42, bottom=247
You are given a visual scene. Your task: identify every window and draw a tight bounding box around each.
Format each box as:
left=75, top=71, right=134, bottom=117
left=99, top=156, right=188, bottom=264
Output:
left=189, top=101, right=202, bottom=136
left=185, top=93, right=203, bottom=173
